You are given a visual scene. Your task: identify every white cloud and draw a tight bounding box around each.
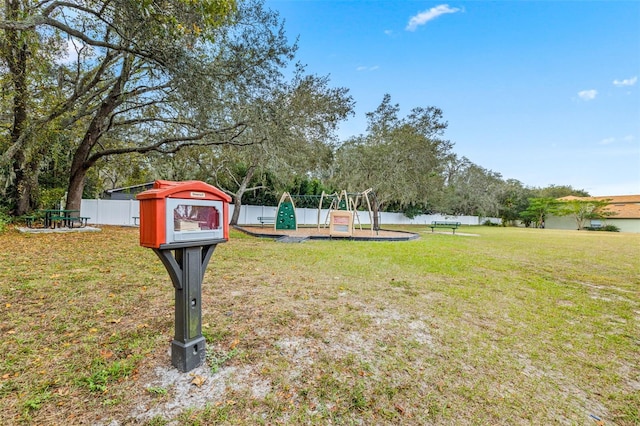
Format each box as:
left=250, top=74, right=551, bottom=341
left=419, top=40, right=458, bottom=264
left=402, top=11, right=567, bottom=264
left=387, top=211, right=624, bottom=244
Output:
left=56, top=38, right=83, bottom=65
left=406, top=4, right=461, bottom=31
left=64, top=39, right=80, bottom=63
left=613, top=76, right=637, bottom=87
left=577, top=89, right=597, bottom=101
left=356, top=65, right=379, bottom=72
left=599, top=137, right=615, bottom=145
left=598, top=135, right=635, bottom=145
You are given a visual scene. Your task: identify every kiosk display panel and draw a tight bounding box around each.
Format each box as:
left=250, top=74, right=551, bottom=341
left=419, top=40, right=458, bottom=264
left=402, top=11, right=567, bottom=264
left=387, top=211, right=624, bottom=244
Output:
left=166, top=198, right=224, bottom=243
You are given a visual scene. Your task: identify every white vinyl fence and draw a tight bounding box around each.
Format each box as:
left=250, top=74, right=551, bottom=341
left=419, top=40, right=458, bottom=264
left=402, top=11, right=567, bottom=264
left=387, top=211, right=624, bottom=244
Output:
left=80, top=199, right=492, bottom=227
left=81, top=199, right=141, bottom=226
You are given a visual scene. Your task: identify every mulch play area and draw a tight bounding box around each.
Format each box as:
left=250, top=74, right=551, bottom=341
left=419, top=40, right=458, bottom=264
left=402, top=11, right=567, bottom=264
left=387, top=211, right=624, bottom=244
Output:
left=235, top=225, right=419, bottom=241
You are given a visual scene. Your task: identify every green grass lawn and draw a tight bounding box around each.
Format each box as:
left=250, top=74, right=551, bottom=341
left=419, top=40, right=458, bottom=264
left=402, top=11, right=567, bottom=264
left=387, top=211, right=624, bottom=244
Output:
left=1, top=225, right=638, bottom=425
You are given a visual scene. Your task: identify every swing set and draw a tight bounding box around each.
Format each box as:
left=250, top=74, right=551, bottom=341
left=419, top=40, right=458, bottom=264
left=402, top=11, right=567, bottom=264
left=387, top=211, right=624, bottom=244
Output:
left=273, top=189, right=377, bottom=236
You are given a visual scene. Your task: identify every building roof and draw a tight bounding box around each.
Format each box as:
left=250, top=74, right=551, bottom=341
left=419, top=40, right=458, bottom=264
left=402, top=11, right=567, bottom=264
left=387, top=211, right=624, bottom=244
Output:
left=106, top=182, right=155, bottom=194
left=557, top=195, right=640, bottom=219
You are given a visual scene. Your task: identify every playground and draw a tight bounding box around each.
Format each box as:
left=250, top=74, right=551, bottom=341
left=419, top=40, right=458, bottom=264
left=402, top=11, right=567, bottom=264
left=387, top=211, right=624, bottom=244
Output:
left=238, top=190, right=419, bottom=241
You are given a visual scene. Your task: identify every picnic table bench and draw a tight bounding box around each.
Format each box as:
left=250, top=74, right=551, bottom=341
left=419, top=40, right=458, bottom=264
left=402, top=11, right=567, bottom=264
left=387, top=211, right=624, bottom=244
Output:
left=429, top=221, right=461, bottom=234
left=25, top=215, right=38, bottom=228
left=25, top=209, right=90, bottom=228
left=257, top=216, right=275, bottom=227
left=49, top=215, right=90, bottom=228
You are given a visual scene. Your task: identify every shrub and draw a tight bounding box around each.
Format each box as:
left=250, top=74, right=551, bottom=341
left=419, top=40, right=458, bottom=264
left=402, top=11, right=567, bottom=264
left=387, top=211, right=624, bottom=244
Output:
left=38, top=187, right=67, bottom=210
left=483, top=219, right=499, bottom=227
left=586, top=225, right=620, bottom=232
left=0, top=209, right=11, bottom=234
left=402, top=204, right=423, bottom=219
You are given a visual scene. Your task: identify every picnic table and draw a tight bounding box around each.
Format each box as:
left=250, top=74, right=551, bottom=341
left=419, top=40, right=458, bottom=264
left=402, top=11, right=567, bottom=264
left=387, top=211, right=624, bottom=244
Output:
left=38, top=209, right=83, bottom=228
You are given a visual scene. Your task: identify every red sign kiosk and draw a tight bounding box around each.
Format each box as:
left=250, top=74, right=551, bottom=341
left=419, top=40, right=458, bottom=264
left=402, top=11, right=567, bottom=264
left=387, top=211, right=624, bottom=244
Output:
left=137, top=180, right=231, bottom=372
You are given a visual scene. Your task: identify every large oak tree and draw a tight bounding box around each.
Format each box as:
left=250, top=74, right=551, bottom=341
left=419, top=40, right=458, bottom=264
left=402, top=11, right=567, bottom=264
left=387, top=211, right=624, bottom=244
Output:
left=331, top=94, right=453, bottom=226
left=214, top=65, right=354, bottom=225
left=1, top=0, right=298, bottom=214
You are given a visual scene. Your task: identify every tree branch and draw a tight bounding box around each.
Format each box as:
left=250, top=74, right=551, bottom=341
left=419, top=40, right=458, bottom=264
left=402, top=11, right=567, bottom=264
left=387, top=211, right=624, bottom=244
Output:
left=84, top=122, right=253, bottom=165
left=0, top=5, right=162, bottom=64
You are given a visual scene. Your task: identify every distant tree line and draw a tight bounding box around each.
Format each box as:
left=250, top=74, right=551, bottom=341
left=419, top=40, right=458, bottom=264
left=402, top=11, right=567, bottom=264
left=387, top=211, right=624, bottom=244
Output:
left=1, top=0, right=590, bottom=226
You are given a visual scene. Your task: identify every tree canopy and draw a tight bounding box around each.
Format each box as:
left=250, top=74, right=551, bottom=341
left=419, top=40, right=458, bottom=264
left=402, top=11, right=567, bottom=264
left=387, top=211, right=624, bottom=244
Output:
left=1, top=1, right=592, bottom=221
left=555, top=198, right=615, bottom=230
left=332, top=94, right=453, bottom=212
left=1, top=0, right=294, bottom=213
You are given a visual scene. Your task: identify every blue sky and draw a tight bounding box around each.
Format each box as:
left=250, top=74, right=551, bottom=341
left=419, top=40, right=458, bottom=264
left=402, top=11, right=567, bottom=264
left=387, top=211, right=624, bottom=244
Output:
left=265, top=0, right=640, bottom=196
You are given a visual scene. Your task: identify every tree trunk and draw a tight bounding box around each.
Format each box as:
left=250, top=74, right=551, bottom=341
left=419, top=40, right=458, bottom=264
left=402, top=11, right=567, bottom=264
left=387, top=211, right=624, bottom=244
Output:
left=228, top=165, right=256, bottom=226
left=230, top=193, right=243, bottom=226
left=64, top=55, right=133, bottom=211
left=65, top=128, right=96, bottom=212
left=16, top=157, right=40, bottom=214
left=66, top=165, right=87, bottom=212
left=372, top=193, right=380, bottom=231
left=4, top=0, right=31, bottom=214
